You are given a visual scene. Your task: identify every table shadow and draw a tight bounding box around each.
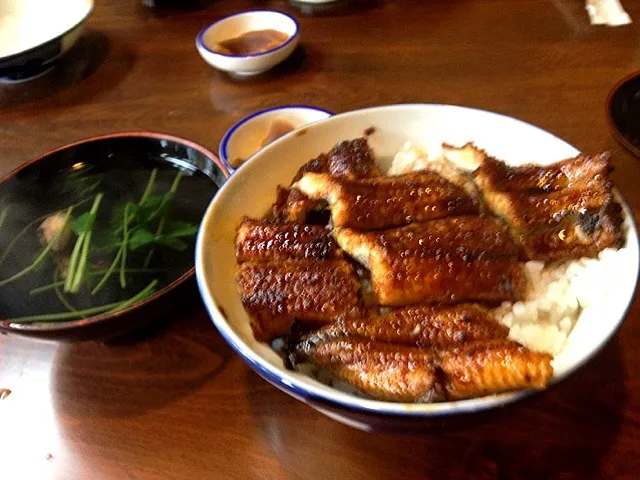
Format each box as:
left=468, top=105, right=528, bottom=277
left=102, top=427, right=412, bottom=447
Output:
left=240, top=336, right=626, bottom=480
left=267, top=45, right=314, bottom=78
left=49, top=309, right=231, bottom=419
left=0, top=30, right=133, bottom=109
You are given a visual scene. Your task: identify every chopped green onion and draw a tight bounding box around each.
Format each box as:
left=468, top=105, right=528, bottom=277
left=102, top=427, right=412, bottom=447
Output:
left=8, top=280, right=158, bottom=323
left=143, top=216, right=165, bottom=268
left=91, top=246, right=123, bottom=295
left=113, top=168, right=158, bottom=236
left=0, top=207, right=8, bottom=232
left=146, top=172, right=183, bottom=224
left=120, top=204, right=131, bottom=288
left=139, top=168, right=158, bottom=204
left=109, top=280, right=157, bottom=313
left=29, top=268, right=164, bottom=295
left=65, top=193, right=104, bottom=293
left=53, top=269, right=77, bottom=312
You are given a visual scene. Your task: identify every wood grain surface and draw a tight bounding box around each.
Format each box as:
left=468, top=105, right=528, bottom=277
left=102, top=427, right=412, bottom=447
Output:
left=2, top=1, right=640, bottom=479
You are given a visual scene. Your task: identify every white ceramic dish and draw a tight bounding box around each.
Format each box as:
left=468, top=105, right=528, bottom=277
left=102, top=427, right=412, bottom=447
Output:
left=196, top=10, right=299, bottom=77
left=219, top=105, right=333, bottom=172
left=196, top=104, right=639, bottom=430
left=0, top=0, right=93, bottom=81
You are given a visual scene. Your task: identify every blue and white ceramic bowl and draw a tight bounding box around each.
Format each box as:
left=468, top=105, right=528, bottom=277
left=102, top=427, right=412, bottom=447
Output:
left=219, top=105, right=333, bottom=173
left=0, top=0, right=93, bottom=82
left=195, top=104, right=639, bottom=431
left=196, top=10, right=299, bottom=77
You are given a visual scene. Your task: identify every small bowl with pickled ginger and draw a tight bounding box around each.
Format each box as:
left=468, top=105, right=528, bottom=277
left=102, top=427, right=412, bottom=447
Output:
left=219, top=105, right=333, bottom=172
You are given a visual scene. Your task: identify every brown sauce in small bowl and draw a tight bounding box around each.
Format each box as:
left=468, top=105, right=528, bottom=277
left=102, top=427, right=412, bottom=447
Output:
left=213, top=30, right=289, bottom=56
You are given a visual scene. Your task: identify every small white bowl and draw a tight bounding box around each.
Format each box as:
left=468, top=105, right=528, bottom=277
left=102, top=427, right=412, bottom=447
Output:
left=196, top=10, right=300, bottom=77
left=219, top=105, right=333, bottom=172
left=0, top=0, right=93, bottom=81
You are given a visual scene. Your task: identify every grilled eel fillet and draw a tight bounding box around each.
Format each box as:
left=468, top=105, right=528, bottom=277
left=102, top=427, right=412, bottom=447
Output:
left=294, top=171, right=479, bottom=230
left=270, top=187, right=321, bottom=224
left=236, top=259, right=361, bottom=341
left=475, top=153, right=610, bottom=192
left=335, top=217, right=527, bottom=305
left=272, top=138, right=382, bottom=223
left=291, top=337, right=553, bottom=402
left=236, top=217, right=338, bottom=262
left=291, top=137, right=382, bottom=183
left=319, top=304, right=509, bottom=347
left=475, top=154, right=624, bottom=261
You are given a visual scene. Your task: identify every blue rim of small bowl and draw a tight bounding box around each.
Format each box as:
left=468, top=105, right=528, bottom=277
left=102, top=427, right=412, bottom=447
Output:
left=219, top=104, right=334, bottom=171
left=196, top=10, right=300, bottom=59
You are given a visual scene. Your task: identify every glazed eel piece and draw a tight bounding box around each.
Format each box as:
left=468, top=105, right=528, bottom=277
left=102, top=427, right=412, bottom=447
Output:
left=272, top=138, right=382, bottom=223
left=290, top=137, right=383, bottom=183
left=290, top=336, right=553, bottom=402
left=235, top=217, right=339, bottom=262
left=334, top=217, right=527, bottom=305
left=236, top=259, right=362, bottom=342
left=474, top=153, right=624, bottom=261
left=270, top=187, right=322, bottom=224
left=319, top=304, right=509, bottom=348
left=294, top=171, right=480, bottom=230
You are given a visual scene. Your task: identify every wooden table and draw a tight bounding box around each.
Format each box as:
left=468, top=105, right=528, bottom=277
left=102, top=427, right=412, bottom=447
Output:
left=2, top=1, right=640, bottom=478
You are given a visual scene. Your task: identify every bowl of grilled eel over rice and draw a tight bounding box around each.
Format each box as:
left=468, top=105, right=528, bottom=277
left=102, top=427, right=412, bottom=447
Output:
left=196, top=104, right=639, bottom=430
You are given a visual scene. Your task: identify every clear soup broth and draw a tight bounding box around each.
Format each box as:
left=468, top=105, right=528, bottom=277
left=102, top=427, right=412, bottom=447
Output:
left=0, top=143, right=219, bottom=323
